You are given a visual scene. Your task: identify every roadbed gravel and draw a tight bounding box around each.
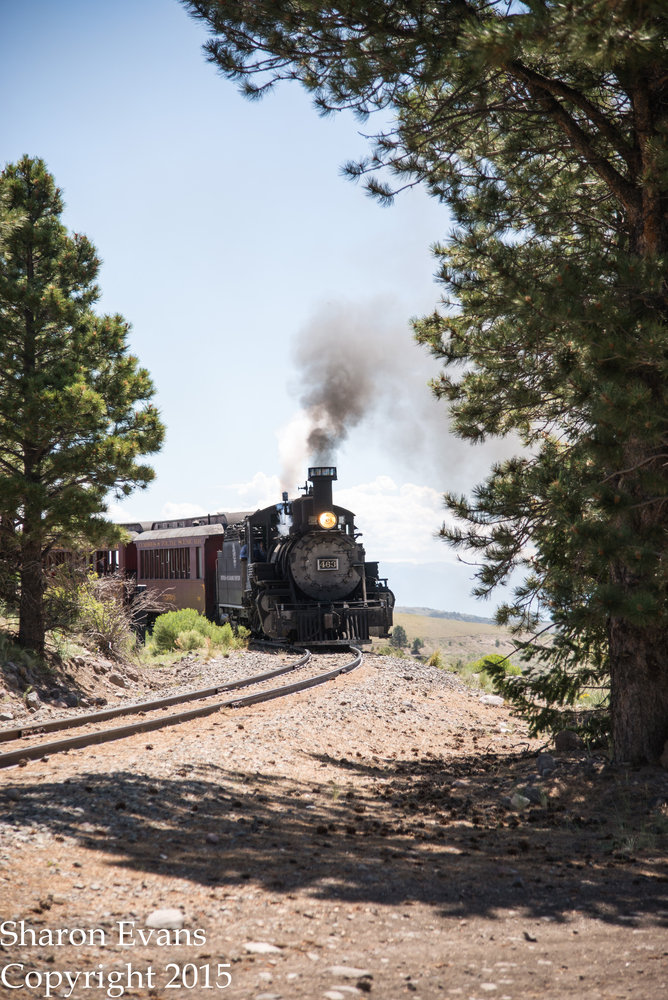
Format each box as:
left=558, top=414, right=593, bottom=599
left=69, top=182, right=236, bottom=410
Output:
left=0, top=649, right=667, bottom=999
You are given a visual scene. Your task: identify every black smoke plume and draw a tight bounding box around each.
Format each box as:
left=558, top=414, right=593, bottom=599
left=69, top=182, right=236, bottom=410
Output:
left=279, top=298, right=516, bottom=492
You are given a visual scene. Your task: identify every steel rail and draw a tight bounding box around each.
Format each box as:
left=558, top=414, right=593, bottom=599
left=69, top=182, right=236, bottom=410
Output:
left=228, top=646, right=362, bottom=706
left=0, top=650, right=311, bottom=744
left=0, top=647, right=362, bottom=769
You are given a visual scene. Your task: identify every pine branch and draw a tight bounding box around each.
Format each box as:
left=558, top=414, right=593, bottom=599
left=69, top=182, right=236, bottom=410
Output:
left=508, top=59, right=638, bottom=171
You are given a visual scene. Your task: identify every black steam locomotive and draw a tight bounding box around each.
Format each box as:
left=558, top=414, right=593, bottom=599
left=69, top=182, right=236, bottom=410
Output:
left=216, top=467, right=394, bottom=644
left=107, top=467, right=393, bottom=645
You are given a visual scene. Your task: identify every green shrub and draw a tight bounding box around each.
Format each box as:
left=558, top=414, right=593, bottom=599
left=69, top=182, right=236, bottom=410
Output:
left=151, top=609, right=203, bottom=652
left=44, top=565, right=89, bottom=632
left=151, top=610, right=249, bottom=654
left=0, top=631, right=41, bottom=672
left=450, top=652, right=522, bottom=693
left=375, top=644, right=406, bottom=657
left=77, top=581, right=135, bottom=660
left=175, top=629, right=207, bottom=652
left=44, top=569, right=139, bottom=661
left=427, top=650, right=444, bottom=668
left=468, top=653, right=522, bottom=676
left=203, top=620, right=249, bottom=652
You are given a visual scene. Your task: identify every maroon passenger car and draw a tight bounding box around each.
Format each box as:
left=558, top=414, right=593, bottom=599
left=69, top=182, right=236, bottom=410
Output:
left=128, top=523, right=225, bottom=620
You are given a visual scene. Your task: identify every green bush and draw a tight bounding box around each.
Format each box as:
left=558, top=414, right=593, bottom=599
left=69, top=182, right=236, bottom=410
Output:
left=151, top=608, right=203, bottom=652
left=0, top=631, right=41, bottom=672
left=77, top=582, right=135, bottom=660
left=175, top=629, right=207, bottom=652
left=44, top=565, right=89, bottom=632
left=427, top=650, right=444, bottom=668
left=375, top=644, right=406, bottom=657
left=43, top=569, right=141, bottom=661
left=468, top=653, right=522, bottom=676
left=451, top=653, right=522, bottom=693
left=151, top=609, right=249, bottom=654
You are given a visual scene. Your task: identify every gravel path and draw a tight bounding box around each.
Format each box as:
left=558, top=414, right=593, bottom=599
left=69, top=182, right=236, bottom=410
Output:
left=0, top=650, right=666, bottom=1000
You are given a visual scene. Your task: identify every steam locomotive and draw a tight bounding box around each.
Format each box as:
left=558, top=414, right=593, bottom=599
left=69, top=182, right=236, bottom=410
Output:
left=114, top=467, right=394, bottom=645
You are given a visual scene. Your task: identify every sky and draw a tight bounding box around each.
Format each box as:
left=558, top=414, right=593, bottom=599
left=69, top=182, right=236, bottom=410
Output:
left=1, top=0, right=519, bottom=615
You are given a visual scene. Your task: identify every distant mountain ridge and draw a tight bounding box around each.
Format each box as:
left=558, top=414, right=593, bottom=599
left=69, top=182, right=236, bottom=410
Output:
left=396, top=606, right=496, bottom=625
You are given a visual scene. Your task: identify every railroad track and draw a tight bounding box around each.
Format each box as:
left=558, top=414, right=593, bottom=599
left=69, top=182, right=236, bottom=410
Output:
left=0, top=646, right=362, bottom=769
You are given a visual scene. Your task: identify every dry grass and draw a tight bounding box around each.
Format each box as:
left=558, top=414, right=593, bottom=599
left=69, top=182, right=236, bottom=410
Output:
left=375, top=610, right=520, bottom=665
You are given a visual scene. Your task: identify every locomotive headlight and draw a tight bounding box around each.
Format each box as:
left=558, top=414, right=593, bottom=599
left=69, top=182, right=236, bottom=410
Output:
left=318, top=510, right=338, bottom=530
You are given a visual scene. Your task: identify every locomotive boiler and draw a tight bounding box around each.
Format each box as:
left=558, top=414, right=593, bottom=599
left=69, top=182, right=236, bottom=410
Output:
left=215, top=467, right=394, bottom=645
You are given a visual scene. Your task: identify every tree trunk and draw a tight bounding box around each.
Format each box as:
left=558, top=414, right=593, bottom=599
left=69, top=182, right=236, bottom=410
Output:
left=608, top=70, right=668, bottom=761
left=18, top=538, right=46, bottom=656
left=608, top=616, right=668, bottom=763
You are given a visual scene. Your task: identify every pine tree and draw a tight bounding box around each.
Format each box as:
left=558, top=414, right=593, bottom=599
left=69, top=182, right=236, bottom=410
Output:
left=181, top=1, right=668, bottom=762
left=390, top=624, right=408, bottom=649
left=0, top=157, right=165, bottom=654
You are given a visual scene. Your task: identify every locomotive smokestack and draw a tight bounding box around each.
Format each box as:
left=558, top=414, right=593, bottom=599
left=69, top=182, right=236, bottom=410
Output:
left=308, top=466, right=337, bottom=511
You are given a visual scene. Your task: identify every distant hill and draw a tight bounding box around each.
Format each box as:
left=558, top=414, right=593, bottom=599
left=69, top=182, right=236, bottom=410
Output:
left=396, top=606, right=496, bottom=625
left=387, top=608, right=514, bottom=663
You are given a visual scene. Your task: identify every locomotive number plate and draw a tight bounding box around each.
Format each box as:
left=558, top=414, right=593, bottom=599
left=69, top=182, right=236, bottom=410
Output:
left=317, top=558, right=339, bottom=571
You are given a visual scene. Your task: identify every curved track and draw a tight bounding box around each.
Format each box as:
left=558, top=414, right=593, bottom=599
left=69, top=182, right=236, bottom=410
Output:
left=0, top=647, right=362, bottom=769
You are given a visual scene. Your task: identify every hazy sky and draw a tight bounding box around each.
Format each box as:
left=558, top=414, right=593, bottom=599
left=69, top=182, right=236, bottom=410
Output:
left=1, top=0, right=517, bottom=614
